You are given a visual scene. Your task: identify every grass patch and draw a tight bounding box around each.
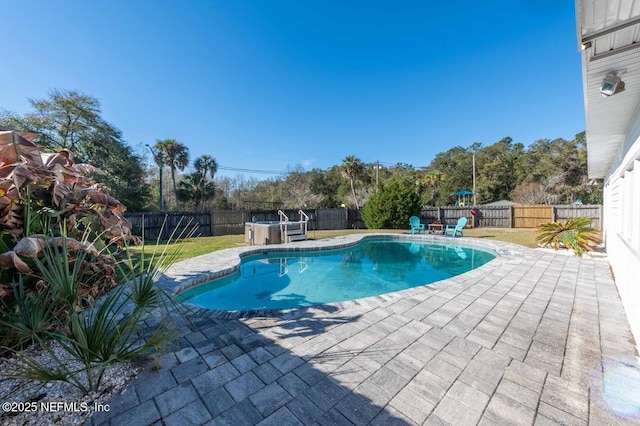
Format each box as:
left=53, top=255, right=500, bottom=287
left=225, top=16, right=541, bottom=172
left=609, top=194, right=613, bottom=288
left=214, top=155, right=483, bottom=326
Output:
left=462, top=227, right=538, bottom=248
left=134, top=227, right=538, bottom=264
left=133, top=234, right=244, bottom=263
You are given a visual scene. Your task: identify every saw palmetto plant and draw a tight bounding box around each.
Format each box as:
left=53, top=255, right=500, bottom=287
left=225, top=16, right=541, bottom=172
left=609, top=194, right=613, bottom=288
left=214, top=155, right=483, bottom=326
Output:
left=536, top=216, right=602, bottom=257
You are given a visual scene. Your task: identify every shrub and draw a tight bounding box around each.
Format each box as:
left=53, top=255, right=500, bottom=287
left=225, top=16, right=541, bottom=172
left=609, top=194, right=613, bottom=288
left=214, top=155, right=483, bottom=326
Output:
left=0, top=136, right=138, bottom=308
left=361, top=177, right=422, bottom=229
left=536, top=216, right=602, bottom=257
left=1, top=219, right=196, bottom=393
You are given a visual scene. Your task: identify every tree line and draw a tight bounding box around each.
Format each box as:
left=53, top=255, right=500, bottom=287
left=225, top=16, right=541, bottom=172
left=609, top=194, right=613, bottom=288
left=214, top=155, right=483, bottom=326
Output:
left=1, top=90, right=601, bottom=213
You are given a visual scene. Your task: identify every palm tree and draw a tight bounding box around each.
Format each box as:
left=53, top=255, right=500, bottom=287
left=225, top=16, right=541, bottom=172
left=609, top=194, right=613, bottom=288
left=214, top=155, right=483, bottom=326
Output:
left=419, top=171, right=445, bottom=206
left=176, top=172, right=215, bottom=211
left=146, top=144, right=166, bottom=211
left=194, top=154, right=218, bottom=179
left=341, top=155, right=365, bottom=209
left=155, top=139, right=189, bottom=210
left=177, top=155, right=218, bottom=211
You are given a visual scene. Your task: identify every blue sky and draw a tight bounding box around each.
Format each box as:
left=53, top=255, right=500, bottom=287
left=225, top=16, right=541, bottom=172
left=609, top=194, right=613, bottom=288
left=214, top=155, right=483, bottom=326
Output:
left=1, top=1, right=583, bottom=180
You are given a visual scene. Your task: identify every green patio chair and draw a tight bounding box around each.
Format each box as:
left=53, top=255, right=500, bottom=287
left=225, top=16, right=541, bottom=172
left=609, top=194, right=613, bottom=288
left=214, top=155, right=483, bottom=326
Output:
left=409, top=216, right=425, bottom=234
left=444, top=217, right=468, bottom=237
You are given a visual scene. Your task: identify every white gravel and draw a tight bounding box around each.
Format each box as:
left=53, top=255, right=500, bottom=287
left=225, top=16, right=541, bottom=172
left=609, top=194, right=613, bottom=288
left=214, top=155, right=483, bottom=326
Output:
left=0, top=343, right=139, bottom=426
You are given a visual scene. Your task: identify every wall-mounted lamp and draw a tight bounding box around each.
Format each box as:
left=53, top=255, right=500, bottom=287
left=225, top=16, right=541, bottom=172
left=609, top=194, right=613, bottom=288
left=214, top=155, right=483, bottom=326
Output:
left=601, top=72, right=625, bottom=97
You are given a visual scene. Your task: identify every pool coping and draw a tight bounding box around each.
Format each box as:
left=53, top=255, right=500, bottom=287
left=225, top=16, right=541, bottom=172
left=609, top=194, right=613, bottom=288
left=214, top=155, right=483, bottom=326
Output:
left=88, top=232, right=639, bottom=426
left=157, top=233, right=530, bottom=319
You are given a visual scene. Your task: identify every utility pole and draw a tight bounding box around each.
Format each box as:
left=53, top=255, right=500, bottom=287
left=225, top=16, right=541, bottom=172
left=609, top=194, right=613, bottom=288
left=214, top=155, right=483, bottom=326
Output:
left=472, top=154, right=477, bottom=206
left=146, top=144, right=164, bottom=211
left=376, top=160, right=380, bottom=192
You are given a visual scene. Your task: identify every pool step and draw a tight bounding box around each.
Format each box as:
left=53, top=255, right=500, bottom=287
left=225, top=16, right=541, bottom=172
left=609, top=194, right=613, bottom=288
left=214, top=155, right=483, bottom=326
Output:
left=285, top=228, right=308, bottom=243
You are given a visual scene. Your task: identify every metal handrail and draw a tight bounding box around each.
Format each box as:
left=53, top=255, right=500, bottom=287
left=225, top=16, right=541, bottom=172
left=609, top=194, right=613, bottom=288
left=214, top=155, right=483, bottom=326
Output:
left=278, top=210, right=289, bottom=242
left=278, top=210, right=289, bottom=222
left=298, top=210, right=309, bottom=236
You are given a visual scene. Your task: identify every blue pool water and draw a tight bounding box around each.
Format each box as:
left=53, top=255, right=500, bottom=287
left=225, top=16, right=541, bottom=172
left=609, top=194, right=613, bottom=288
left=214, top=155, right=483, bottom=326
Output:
left=178, top=238, right=496, bottom=311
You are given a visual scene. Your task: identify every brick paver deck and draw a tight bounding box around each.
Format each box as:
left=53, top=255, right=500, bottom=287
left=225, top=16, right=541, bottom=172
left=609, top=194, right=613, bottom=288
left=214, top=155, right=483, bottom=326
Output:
left=87, top=234, right=640, bottom=425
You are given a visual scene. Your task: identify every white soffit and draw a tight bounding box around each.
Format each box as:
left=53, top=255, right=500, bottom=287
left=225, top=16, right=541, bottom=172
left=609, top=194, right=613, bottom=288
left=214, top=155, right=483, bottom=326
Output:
left=577, top=0, right=640, bottom=178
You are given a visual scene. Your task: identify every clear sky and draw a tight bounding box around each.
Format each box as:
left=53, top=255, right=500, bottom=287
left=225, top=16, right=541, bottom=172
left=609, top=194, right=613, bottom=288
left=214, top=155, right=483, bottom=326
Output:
left=1, top=0, right=583, bottom=180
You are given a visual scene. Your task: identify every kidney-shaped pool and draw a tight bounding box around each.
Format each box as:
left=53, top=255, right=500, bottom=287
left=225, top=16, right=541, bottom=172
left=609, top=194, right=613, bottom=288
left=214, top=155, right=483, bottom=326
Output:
left=177, top=237, right=496, bottom=311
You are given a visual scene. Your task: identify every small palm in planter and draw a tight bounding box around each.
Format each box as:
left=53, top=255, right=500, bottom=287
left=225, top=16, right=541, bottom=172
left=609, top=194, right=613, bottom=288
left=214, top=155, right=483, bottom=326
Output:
left=536, top=216, right=602, bottom=257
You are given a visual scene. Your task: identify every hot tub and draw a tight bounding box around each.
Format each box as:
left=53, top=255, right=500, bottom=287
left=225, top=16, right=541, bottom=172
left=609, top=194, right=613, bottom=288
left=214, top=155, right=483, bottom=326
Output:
left=245, top=221, right=282, bottom=245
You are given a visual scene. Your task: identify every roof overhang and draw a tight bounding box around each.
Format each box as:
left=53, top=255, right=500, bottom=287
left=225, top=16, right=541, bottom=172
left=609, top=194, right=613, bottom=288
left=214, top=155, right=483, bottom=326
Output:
left=577, top=0, right=640, bottom=179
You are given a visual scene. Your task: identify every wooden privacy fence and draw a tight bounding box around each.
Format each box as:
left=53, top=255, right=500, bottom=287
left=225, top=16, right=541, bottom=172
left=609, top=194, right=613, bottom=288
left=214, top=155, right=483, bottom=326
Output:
left=420, top=204, right=602, bottom=229
left=126, top=208, right=357, bottom=240
left=555, top=204, right=602, bottom=229
left=513, top=205, right=553, bottom=228
left=127, top=204, right=602, bottom=239
left=126, top=212, right=212, bottom=241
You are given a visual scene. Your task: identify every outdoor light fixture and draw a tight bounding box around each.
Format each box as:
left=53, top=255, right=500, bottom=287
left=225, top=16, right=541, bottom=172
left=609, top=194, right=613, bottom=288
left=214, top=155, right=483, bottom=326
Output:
left=601, top=72, right=625, bottom=97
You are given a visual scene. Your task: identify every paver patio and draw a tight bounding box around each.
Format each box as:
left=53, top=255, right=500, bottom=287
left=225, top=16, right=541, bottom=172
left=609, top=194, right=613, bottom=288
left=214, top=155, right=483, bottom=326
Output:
left=87, top=235, right=640, bottom=425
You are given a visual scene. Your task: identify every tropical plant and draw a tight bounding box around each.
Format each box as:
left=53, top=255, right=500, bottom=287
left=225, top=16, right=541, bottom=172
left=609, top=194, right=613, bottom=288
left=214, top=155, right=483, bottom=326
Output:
left=176, top=155, right=218, bottom=211
left=155, top=139, right=189, bottom=210
left=0, top=129, right=138, bottom=309
left=418, top=170, right=445, bottom=206
left=194, top=154, right=217, bottom=179
left=1, top=218, right=197, bottom=393
left=536, top=216, right=602, bottom=256
left=341, top=155, right=365, bottom=209
left=0, top=276, right=57, bottom=351
left=177, top=173, right=215, bottom=211
left=0, top=130, right=137, bottom=242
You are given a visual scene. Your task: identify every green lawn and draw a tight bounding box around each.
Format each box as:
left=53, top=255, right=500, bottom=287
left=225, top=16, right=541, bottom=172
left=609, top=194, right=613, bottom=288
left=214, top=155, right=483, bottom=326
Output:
left=136, top=227, right=538, bottom=264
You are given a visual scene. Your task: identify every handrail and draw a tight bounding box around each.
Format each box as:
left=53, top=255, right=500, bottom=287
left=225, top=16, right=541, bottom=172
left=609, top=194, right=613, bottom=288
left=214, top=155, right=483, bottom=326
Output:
left=299, top=210, right=309, bottom=237
left=278, top=210, right=288, bottom=242
left=278, top=210, right=289, bottom=222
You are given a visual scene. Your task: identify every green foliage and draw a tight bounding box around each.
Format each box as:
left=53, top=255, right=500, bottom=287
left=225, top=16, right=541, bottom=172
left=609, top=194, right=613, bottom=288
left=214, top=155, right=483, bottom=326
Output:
left=177, top=172, right=216, bottom=211
left=177, top=154, right=219, bottom=211
left=1, top=219, right=197, bottom=394
left=0, top=89, right=152, bottom=211
left=341, top=155, right=366, bottom=209
left=155, top=139, right=190, bottom=210
left=361, top=177, right=421, bottom=229
left=536, top=216, right=602, bottom=256
left=0, top=277, right=57, bottom=351
left=475, top=137, right=524, bottom=203
left=417, top=170, right=445, bottom=206
left=31, top=232, right=87, bottom=314
left=83, top=128, right=151, bottom=212
left=427, top=146, right=474, bottom=205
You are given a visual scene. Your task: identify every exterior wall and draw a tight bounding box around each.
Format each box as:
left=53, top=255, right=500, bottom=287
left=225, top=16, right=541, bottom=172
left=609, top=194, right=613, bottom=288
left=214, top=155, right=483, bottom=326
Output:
left=603, top=124, right=640, bottom=346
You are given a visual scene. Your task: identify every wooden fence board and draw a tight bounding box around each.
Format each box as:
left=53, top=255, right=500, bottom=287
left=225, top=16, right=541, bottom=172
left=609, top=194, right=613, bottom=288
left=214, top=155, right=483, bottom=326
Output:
left=128, top=204, right=602, bottom=239
left=127, top=212, right=212, bottom=241
left=212, top=210, right=245, bottom=236
left=316, top=208, right=347, bottom=230
left=555, top=205, right=602, bottom=229
left=477, top=206, right=511, bottom=228
left=513, top=205, right=553, bottom=228
left=420, top=207, right=440, bottom=223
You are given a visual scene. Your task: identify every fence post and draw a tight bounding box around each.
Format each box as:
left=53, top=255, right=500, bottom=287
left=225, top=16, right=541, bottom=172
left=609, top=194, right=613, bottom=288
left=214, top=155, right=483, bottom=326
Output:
left=599, top=204, right=603, bottom=230
left=551, top=206, right=556, bottom=222
left=508, top=206, right=513, bottom=228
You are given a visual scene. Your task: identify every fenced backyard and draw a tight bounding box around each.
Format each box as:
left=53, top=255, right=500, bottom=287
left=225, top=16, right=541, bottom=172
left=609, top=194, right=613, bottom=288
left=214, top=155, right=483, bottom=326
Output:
left=126, top=204, right=602, bottom=240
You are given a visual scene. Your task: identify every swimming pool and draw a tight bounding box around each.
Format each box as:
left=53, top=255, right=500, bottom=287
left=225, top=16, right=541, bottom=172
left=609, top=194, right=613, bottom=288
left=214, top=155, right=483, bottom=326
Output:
left=177, top=237, right=496, bottom=311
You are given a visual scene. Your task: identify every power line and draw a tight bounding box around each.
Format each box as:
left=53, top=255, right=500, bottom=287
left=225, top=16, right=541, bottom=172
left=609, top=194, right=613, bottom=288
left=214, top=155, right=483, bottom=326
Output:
left=218, top=165, right=286, bottom=175
left=218, top=161, right=408, bottom=175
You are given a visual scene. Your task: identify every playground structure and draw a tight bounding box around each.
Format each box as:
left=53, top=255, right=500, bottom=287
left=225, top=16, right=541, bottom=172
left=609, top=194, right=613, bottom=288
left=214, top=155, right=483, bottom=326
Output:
left=454, top=190, right=473, bottom=207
